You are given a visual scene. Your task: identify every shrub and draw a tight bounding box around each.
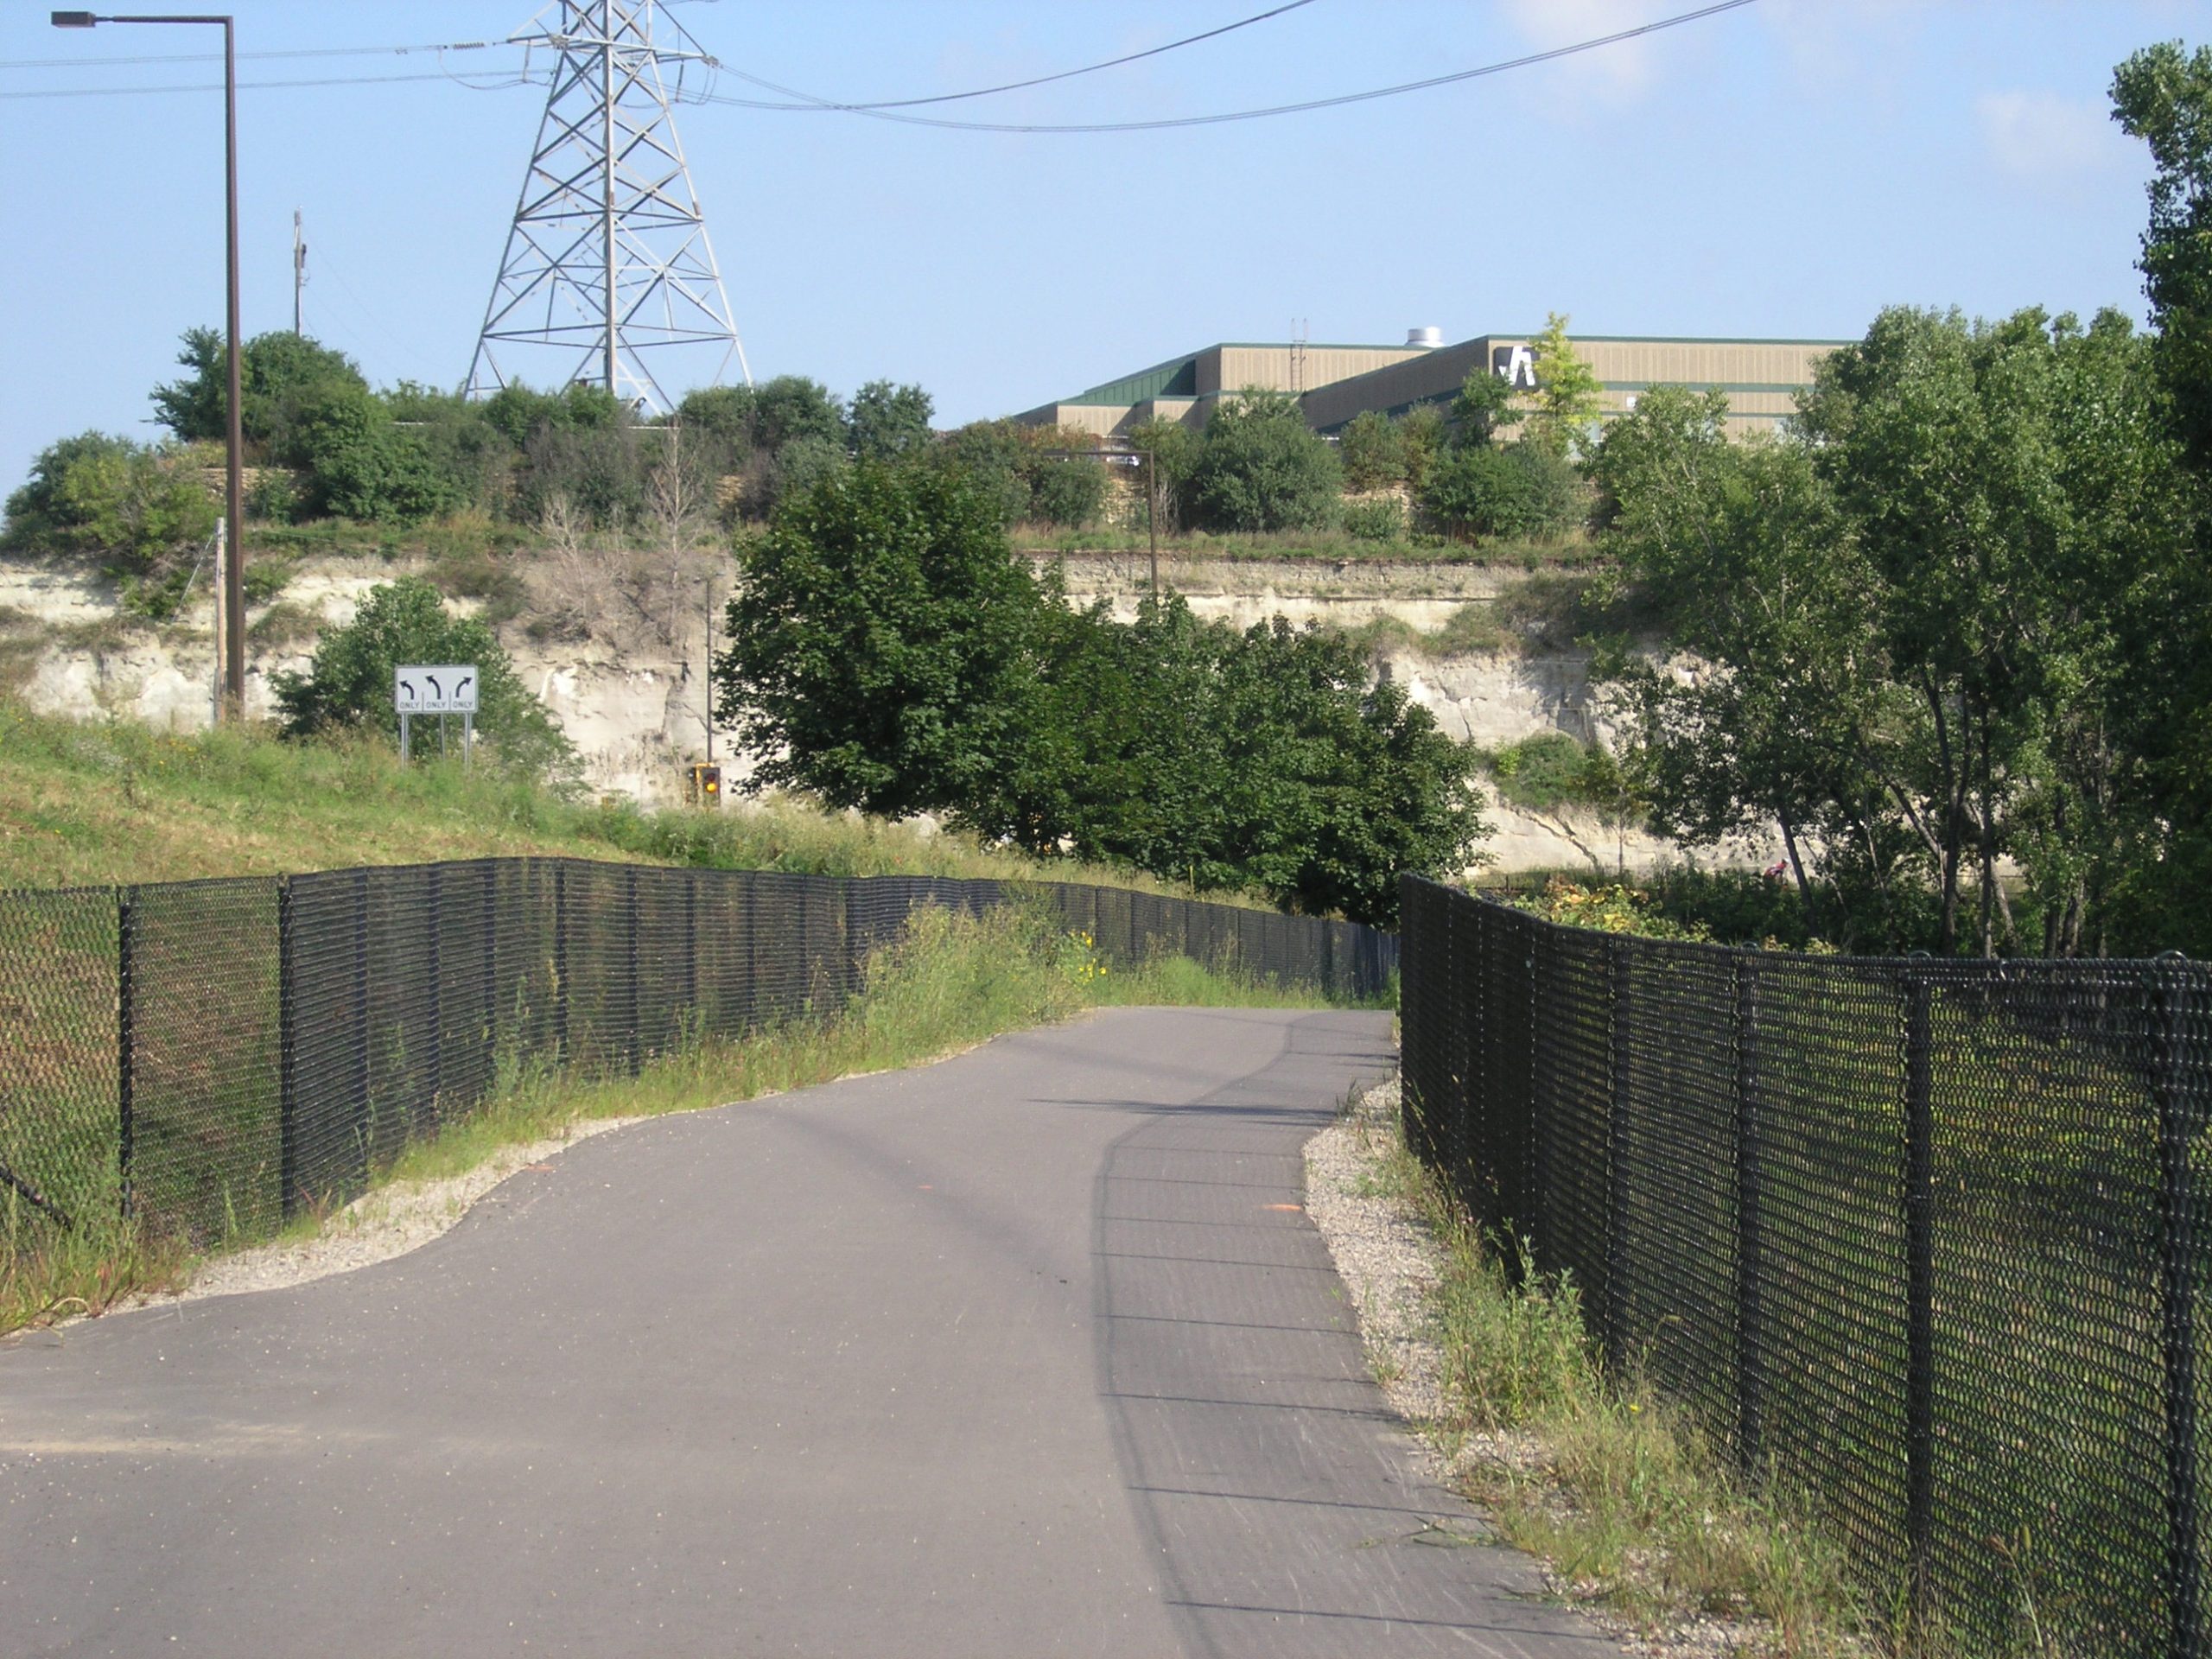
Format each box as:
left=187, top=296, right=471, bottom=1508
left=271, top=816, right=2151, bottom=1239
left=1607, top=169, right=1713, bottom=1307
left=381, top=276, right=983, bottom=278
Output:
left=1127, top=417, right=1202, bottom=531
left=290, top=385, right=460, bottom=525
left=1421, top=445, right=1532, bottom=540
left=246, top=468, right=300, bottom=524
left=849, top=380, right=934, bottom=461
left=1485, top=731, right=1605, bottom=813
left=271, top=575, right=575, bottom=779
left=1421, top=442, right=1588, bottom=542
left=931, top=420, right=1031, bottom=525
left=1339, top=410, right=1405, bottom=492
left=1398, top=405, right=1447, bottom=493
left=766, top=433, right=849, bottom=516
left=1, top=431, right=218, bottom=582
left=1341, top=496, right=1405, bottom=544
left=151, top=327, right=370, bottom=455
left=1187, top=389, right=1343, bottom=533
left=1027, top=455, right=1108, bottom=527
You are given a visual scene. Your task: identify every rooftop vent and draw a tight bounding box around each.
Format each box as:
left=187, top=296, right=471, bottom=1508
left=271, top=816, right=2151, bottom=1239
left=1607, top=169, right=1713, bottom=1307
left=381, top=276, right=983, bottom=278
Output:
left=1407, top=326, right=1444, bottom=349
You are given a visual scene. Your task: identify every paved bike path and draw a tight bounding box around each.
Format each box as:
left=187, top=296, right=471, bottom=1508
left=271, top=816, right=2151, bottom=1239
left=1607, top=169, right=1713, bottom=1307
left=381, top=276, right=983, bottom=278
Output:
left=0, top=1007, right=1618, bottom=1657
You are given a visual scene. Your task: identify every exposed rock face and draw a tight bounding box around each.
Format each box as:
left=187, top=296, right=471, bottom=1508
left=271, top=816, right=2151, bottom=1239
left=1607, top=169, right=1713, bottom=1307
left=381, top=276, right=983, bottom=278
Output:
left=0, top=552, right=1764, bottom=875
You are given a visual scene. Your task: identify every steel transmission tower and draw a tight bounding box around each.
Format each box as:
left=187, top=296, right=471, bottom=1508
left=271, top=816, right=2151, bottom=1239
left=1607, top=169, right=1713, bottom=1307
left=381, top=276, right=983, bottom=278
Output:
left=466, top=0, right=749, bottom=412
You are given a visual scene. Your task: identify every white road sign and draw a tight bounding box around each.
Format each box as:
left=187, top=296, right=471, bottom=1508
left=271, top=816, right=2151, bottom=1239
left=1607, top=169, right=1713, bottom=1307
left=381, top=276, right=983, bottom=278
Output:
left=394, top=664, right=480, bottom=715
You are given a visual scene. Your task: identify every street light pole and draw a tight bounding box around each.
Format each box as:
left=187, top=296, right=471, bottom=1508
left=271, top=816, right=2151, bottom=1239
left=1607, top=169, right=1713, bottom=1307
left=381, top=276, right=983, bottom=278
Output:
left=53, top=11, right=245, bottom=720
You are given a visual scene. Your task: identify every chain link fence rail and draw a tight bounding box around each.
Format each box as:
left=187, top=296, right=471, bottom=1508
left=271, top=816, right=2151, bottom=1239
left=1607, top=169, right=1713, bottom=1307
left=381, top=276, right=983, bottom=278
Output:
left=2, top=858, right=1394, bottom=1259
left=1398, top=873, right=2206, bottom=1658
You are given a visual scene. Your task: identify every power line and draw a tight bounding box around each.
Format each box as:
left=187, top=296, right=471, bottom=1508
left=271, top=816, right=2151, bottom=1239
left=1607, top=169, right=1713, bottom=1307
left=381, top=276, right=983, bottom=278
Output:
left=820, top=0, right=1317, bottom=111
left=0, top=40, right=524, bottom=70
left=696, top=0, right=1758, bottom=132
left=0, top=68, right=543, bottom=100
left=0, top=0, right=1755, bottom=127
left=0, top=3, right=1315, bottom=106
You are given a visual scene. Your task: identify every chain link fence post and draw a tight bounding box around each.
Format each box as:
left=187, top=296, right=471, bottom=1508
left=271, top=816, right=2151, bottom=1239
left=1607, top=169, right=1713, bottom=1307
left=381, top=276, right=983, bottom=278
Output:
left=276, top=876, right=296, bottom=1220
left=2152, top=954, right=2202, bottom=1659
left=480, top=861, right=498, bottom=1067
left=117, top=886, right=135, bottom=1223
left=553, top=861, right=569, bottom=1065
left=1733, top=950, right=1764, bottom=1482
left=426, top=863, right=443, bottom=1116
left=1900, top=963, right=1936, bottom=1630
left=626, top=864, right=643, bottom=1077
left=1605, top=935, right=1632, bottom=1363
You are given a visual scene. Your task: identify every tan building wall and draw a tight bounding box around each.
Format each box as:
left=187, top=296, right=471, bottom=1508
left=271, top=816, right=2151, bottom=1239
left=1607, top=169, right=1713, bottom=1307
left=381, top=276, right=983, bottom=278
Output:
left=1018, top=333, right=1847, bottom=442
left=1305, top=334, right=1847, bottom=435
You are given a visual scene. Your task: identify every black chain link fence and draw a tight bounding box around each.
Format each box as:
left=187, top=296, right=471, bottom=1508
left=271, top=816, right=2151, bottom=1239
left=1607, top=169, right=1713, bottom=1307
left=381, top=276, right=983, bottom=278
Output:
left=1, top=858, right=1394, bottom=1255
left=1398, top=874, right=2206, bottom=1658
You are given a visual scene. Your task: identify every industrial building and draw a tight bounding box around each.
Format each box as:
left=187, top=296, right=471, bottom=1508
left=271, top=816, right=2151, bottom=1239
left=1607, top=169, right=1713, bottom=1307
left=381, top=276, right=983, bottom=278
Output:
left=1016, top=327, right=1849, bottom=440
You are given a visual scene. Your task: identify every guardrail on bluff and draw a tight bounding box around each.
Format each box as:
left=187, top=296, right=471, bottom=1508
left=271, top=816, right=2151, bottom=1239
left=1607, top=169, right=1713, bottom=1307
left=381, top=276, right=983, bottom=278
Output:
left=1397, top=872, right=2208, bottom=1659
left=0, top=859, right=1395, bottom=1252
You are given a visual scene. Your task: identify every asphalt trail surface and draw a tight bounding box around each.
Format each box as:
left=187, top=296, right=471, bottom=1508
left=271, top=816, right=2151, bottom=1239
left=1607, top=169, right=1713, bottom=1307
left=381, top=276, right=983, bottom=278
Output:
left=1, top=1007, right=1618, bottom=1658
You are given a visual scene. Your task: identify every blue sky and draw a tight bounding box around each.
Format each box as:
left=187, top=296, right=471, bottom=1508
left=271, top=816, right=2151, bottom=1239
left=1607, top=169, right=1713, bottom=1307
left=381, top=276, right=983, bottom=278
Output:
left=0, top=0, right=2201, bottom=493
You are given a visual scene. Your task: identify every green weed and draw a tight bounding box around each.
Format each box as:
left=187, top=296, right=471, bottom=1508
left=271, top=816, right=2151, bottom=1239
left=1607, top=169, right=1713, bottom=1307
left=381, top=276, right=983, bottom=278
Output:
left=1370, top=1105, right=1872, bottom=1656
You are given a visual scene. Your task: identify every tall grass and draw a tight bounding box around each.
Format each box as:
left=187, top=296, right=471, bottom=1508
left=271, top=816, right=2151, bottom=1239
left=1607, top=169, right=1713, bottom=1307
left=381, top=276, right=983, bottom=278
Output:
left=1367, top=1114, right=1871, bottom=1656
left=0, top=697, right=1269, bottom=905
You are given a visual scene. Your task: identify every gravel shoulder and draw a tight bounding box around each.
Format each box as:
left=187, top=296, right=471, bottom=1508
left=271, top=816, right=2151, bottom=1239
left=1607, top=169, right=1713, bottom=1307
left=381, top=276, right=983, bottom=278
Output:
left=1303, top=1076, right=1775, bottom=1659
left=122, top=1115, right=645, bottom=1310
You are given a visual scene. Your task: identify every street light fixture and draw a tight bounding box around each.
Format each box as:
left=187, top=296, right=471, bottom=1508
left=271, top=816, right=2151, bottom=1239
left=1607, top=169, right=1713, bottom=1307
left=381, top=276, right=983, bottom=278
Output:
left=54, top=10, right=245, bottom=720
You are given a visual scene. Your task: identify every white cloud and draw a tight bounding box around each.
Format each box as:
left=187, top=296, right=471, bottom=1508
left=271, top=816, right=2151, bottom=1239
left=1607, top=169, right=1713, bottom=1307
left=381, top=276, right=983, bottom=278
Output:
left=1976, top=89, right=2133, bottom=185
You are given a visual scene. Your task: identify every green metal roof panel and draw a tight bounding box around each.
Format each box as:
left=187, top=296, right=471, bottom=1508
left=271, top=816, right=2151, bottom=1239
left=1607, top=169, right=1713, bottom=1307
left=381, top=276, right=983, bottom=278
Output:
left=1063, top=352, right=1200, bottom=406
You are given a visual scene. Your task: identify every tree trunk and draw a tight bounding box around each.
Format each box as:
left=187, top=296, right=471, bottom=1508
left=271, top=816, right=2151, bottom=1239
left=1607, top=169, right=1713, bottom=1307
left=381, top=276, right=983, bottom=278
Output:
left=1778, top=807, right=1816, bottom=914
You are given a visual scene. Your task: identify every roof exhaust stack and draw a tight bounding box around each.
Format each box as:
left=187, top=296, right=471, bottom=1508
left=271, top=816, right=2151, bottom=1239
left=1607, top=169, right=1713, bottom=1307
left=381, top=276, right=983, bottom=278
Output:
left=1407, top=326, right=1443, bottom=349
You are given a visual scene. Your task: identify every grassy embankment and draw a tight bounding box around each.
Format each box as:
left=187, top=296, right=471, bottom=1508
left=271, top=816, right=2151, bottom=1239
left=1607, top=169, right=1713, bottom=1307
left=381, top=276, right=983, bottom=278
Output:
left=3, top=900, right=1359, bottom=1336
left=0, top=698, right=1274, bottom=899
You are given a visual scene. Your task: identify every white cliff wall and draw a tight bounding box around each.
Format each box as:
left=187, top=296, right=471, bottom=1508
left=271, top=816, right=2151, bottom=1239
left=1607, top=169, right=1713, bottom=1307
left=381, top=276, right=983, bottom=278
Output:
left=0, top=553, right=1764, bottom=875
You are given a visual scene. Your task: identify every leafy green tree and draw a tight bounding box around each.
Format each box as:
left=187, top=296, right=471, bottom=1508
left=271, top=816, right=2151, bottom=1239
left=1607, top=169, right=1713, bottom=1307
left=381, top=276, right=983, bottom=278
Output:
left=1396, top=405, right=1447, bottom=493
left=1419, top=441, right=1582, bottom=541
left=1, top=431, right=219, bottom=583
left=1126, top=417, right=1202, bottom=530
left=272, top=576, right=575, bottom=777
left=933, top=419, right=1033, bottom=524
left=291, top=385, right=459, bottom=524
left=1420, top=445, right=1529, bottom=540
left=715, top=462, right=1047, bottom=818
left=1186, top=389, right=1342, bottom=533
left=849, top=380, right=935, bottom=461
left=149, top=328, right=227, bottom=444
left=479, top=380, right=627, bottom=453
left=1447, top=365, right=1519, bottom=448
left=1027, top=454, right=1108, bottom=528
left=1211, top=617, right=1484, bottom=924
left=151, top=328, right=371, bottom=459
left=764, top=433, right=849, bottom=516
left=1588, top=387, right=1894, bottom=932
left=976, top=595, right=1484, bottom=924
left=1338, top=410, right=1405, bottom=492
left=2113, top=43, right=2212, bottom=470
left=382, top=382, right=512, bottom=516
left=1593, top=310, right=2193, bottom=957
left=751, top=375, right=848, bottom=454
left=1524, top=313, right=1604, bottom=458
left=674, top=385, right=759, bottom=460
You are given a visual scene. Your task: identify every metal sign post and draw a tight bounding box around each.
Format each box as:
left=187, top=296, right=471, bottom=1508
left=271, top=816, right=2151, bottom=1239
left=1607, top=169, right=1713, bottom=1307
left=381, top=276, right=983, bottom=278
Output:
left=394, top=664, right=480, bottom=766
